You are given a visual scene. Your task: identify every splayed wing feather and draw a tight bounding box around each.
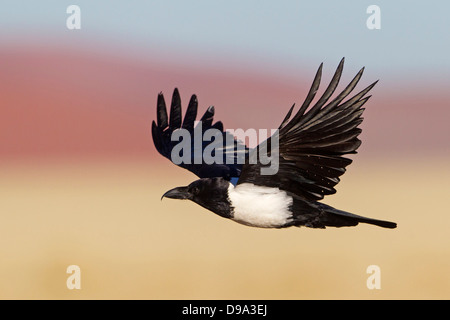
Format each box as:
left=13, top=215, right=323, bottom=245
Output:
left=281, top=63, right=323, bottom=133
left=152, top=88, right=249, bottom=180
left=182, top=94, right=198, bottom=129
left=169, top=88, right=182, bottom=129
left=156, top=93, right=168, bottom=129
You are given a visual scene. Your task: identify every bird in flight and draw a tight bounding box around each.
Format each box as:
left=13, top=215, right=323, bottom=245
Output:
left=152, top=58, right=397, bottom=229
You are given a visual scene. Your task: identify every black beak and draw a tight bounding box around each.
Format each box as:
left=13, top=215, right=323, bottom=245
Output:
left=161, top=186, right=191, bottom=200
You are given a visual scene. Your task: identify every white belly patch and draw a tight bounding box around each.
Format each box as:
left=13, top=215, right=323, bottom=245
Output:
left=227, top=183, right=294, bottom=228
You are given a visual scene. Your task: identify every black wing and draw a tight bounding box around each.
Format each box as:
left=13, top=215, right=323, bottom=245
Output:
left=237, top=58, right=376, bottom=201
left=152, top=88, right=248, bottom=180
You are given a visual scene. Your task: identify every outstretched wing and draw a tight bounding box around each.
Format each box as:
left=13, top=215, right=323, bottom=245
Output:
left=152, top=88, right=248, bottom=180
left=237, top=58, right=376, bottom=201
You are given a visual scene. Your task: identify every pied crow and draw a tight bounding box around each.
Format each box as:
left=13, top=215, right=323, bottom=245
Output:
left=152, top=58, right=397, bottom=229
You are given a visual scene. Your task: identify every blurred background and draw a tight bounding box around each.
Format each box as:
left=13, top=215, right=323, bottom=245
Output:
left=0, top=1, right=449, bottom=299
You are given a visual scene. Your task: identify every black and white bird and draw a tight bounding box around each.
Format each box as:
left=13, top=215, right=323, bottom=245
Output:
left=152, top=58, right=397, bottom=229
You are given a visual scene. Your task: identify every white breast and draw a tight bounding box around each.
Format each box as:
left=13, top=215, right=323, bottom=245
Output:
left=227, top=183, right=294, bottom=228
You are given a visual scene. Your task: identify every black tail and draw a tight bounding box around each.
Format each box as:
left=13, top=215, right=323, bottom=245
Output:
left=317, top=203, right=397, bottom=229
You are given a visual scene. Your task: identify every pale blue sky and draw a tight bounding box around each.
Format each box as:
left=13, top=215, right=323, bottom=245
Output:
left=1, top=1, right=449, bottom=82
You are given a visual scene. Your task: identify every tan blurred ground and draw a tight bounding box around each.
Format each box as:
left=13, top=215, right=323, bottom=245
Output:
left=0, top=158, right=449, bottom=299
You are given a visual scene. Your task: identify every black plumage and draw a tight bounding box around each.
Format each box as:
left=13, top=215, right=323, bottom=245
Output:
left=154, top=58, right=397, bottom=229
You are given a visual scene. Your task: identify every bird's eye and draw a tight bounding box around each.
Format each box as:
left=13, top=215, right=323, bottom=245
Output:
left=191, top=187, right=199, bottom=195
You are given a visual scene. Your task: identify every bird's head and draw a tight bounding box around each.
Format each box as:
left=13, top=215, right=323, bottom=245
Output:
left=161, top=177, right=232, bottom=218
